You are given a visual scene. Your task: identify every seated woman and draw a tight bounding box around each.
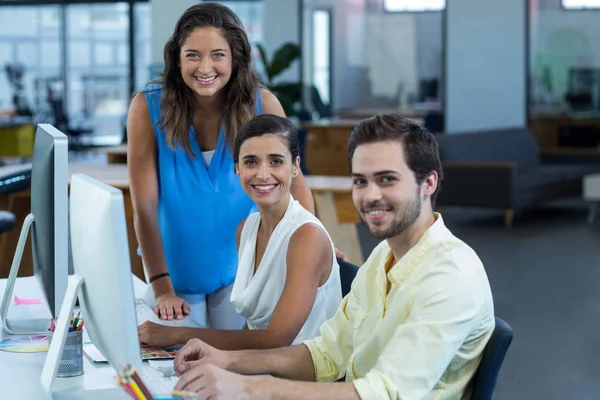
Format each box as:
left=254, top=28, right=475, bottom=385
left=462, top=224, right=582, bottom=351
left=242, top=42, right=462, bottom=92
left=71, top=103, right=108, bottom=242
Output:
left=138, top=114, right=342, bottom=349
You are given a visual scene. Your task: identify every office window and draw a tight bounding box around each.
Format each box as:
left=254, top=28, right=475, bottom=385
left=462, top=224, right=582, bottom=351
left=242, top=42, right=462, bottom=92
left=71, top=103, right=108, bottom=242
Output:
left=65, top=2, right=129, bottom=138
left=312, top=9, right=331, bottom=108
left=0, top=5, right=61, bottom=114
left=384, top=0, right=445, bottom=12
left=562, top=0, right=600, bottom=9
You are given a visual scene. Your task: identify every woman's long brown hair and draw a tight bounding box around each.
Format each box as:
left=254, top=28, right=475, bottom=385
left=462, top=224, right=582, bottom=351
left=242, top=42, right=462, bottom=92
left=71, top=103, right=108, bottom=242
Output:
left=157, top=3, right=260, bottom=157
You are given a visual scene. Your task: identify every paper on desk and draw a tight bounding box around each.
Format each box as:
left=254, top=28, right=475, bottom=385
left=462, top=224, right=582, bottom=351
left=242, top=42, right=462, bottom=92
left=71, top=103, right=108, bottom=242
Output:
left=83, top=341, right=178, bottom=363
left=148, top=359, right=174, bottom=368
left=148, top=359, right=176, bottom=378
left=83, top=341, right=107, bottom=363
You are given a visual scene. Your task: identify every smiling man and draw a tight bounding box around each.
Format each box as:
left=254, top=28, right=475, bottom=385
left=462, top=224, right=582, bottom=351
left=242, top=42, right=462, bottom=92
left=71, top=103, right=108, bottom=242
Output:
left=171, top=114, right=496, bottom=400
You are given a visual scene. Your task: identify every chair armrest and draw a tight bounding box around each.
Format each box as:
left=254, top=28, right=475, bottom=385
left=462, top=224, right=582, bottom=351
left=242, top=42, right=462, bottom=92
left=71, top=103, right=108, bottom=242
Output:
left=438, top=161, right=517, bottom=208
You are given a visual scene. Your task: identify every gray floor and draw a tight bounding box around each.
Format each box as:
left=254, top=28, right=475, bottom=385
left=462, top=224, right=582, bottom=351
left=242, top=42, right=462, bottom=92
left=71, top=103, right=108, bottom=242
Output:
left=357, top=200, right=600, bottom=400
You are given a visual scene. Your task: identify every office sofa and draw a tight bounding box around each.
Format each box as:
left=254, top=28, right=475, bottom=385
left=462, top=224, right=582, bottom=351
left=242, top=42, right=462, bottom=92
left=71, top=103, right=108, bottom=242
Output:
left=435, top=127, right=600, bottom=226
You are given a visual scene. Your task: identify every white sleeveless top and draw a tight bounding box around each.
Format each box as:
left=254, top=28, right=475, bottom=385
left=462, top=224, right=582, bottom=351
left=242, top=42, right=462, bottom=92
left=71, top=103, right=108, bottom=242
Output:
left=230, top=195, right=342, bottom=345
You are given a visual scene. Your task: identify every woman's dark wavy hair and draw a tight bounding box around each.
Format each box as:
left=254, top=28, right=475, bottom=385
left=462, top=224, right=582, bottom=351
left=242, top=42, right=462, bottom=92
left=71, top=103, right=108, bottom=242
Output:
left=157, top=2, right=260, bottom=157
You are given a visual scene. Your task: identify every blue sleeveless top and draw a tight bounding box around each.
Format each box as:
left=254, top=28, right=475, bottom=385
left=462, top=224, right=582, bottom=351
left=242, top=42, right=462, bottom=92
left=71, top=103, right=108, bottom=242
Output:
left=143, top=83, right=262, bottom=295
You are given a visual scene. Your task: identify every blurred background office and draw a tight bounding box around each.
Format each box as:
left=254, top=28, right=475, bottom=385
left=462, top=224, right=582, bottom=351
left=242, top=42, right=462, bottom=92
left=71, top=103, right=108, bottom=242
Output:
left=2, top=0, right=600, bottom=399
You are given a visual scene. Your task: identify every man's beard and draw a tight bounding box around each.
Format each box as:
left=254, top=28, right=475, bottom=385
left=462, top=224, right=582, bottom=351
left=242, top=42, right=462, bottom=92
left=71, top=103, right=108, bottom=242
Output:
left=363, top=192, right=422, bottom=240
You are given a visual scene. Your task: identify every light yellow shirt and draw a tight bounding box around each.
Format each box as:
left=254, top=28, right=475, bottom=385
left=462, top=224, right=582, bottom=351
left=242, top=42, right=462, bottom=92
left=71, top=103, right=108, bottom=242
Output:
left=303, top=214, right=495, bottom=400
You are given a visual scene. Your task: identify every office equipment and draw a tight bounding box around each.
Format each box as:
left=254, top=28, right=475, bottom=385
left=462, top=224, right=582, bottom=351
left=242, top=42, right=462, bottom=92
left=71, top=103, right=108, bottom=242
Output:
left=0, top=163, right=31, bottom=195
left=0, top=124, right=68, bottom=335
left=0, top=119, right=35, bottom=158
left=4, top=63, right=33, bottom=118
left=0, top=334, right=48, bottom=352
left=41, top=174, right=176, bottom=396
left=48, top=328, right=84, bottom=377
left=0, top=274, right=151, bottom=398
left=0, top=211, right=15, bottom=236
left=47, top=82, right=95, bottom=152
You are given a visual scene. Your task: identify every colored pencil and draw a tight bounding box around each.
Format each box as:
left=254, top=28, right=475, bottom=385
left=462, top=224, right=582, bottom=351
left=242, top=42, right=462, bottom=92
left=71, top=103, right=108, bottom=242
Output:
left=72, top=311, right=81, bottom=330
left=129, top=365, right=153, bottom=400
left=115, top=377, right=138, bottom=399
left=171, top=390, right=197, bottom=399
left=125, top=374, right=146, bottom=400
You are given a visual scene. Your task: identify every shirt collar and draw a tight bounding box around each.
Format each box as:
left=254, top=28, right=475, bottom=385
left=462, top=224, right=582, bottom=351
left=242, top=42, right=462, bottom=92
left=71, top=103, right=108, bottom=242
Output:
left=384, top=212, right=447, bottom=284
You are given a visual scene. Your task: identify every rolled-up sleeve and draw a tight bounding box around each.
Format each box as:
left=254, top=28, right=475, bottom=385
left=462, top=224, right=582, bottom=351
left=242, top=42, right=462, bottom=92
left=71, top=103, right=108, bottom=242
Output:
left=303, top=287, right=359, bottom=382
left=352, top=267, right=484, bottom=399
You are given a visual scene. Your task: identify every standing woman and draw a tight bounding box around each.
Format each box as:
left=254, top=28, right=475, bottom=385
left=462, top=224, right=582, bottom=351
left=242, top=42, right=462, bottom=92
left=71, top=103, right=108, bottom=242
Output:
left=127, top=3, right=314, bottom=329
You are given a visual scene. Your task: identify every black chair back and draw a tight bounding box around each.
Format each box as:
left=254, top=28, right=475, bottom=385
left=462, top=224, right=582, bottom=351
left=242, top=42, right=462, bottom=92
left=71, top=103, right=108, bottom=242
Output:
left=472, top=317, right=513, bottom=400
left=337, top=258, right=359, bottom=297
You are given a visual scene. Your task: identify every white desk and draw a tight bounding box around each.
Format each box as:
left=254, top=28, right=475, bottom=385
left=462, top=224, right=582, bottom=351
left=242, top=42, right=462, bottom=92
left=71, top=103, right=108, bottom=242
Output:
left=0, top=275, right=150, bottom=400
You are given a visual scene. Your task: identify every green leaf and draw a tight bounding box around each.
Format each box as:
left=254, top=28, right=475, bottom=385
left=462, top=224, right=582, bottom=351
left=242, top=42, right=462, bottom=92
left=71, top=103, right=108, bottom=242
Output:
left=271, top=82, right=302, bottom=102
left=269, top=43, right=301, bottom=80
left=271, top=82, right=303, bottom=117
left=256, top=43, right=272, bottom=83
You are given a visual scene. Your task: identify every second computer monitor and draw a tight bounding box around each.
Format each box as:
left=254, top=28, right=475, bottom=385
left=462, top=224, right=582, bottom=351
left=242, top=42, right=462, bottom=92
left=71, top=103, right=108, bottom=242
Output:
left=69, top=173, right=142, bottom=371
left=0, top=123, right=69, bottom=335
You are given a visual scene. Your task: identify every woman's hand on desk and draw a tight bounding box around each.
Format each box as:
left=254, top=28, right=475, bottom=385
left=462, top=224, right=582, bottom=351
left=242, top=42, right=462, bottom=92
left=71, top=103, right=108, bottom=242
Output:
left=155, top=292, right=190, bottom=320
left=174, top=338, right=230, bottom=376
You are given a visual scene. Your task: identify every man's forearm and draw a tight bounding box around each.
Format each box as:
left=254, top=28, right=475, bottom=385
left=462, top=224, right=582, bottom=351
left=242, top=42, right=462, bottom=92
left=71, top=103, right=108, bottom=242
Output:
left=228, top=344, right=316, bottom=381
left=245, top=375, right=360, bottom=400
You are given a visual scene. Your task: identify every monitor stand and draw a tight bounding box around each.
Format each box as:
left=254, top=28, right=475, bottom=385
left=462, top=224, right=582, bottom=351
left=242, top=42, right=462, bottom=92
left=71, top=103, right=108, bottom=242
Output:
left=0, top=213, right=51, bottom=335
left=41, top=272, right=84, bottom=395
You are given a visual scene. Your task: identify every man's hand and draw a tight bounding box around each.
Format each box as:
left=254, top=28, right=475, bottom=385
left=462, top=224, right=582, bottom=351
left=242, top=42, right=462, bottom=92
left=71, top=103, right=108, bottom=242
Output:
left=155, top=292, right=190, bottom=320
left=174, top=363, right=251, bottom=399
left=138, top=321, right=178, bottom=347
left=174, top=338, right=230, bottom=376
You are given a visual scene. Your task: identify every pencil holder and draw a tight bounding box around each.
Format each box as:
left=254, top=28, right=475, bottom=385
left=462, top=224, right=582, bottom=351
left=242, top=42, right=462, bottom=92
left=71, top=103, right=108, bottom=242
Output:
left=48, top=329, right=84, bottom=377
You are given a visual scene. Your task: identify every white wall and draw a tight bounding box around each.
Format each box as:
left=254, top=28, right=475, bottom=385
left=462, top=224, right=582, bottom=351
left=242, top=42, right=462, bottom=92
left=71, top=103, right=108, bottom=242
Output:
left=150, top=0, right=198, bottom=64
left=445, top=0, right=526, bottom=133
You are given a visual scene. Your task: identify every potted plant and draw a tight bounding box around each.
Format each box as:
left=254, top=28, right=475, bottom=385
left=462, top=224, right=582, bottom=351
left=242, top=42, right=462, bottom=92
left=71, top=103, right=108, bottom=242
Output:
left=256, top=42, right=303, bottom=118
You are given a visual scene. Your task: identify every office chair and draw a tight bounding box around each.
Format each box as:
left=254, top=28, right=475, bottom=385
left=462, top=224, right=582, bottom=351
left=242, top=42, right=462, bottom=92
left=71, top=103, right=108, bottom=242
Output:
left=0, top=164, right=31, bottom=235
left=471, top=317, right=513, bottom=400
left=0, top=211, right=15, bottom=235
left=337, top=258, right=360, bottom=297
left=310, top=85, right=332, bottom=119
left=47, top=86, right=94, bottom=153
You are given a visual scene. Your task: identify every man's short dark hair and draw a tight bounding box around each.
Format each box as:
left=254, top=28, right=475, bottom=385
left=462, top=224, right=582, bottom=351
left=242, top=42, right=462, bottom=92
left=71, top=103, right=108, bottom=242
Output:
left=347, top=113, right=444, bottom=203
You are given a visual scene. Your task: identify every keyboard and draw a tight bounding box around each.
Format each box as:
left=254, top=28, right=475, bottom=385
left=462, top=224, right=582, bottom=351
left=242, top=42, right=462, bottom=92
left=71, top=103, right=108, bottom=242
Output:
left=135, top=298, right=162, bottom=325
left=140, top=363, right=178, bottom=396
left=135, top=298, right=202, bottom=328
